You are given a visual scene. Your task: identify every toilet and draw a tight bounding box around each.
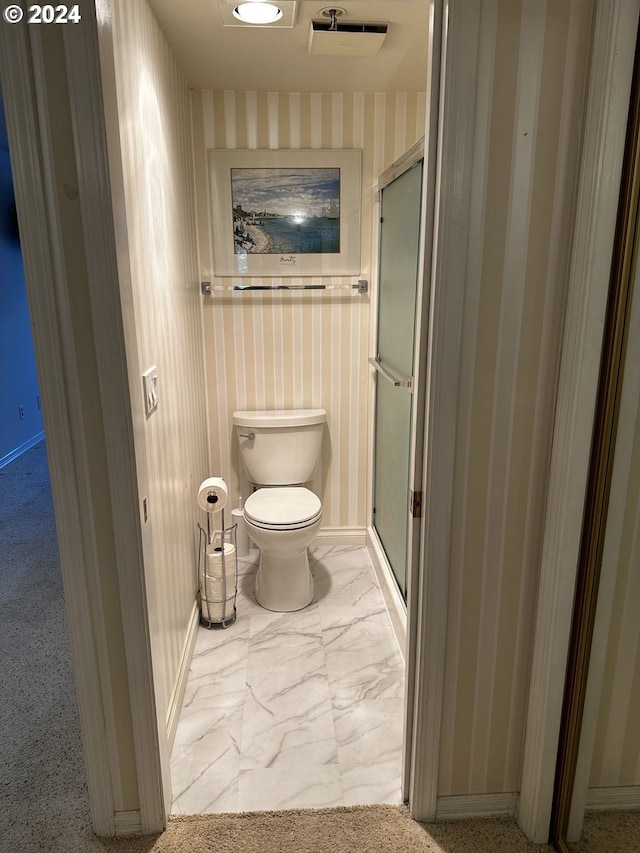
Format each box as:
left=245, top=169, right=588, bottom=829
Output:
left=233, top=408, right=326, bottom=612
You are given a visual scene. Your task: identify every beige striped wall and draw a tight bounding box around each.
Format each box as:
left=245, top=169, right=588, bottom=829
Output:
left=438, top=0, right=596, bottom=796
left=191, top=91, right=426, bottom=526
left=589, top=266, right=640, bottom=791
left=111, top=0, right=208, bottom=724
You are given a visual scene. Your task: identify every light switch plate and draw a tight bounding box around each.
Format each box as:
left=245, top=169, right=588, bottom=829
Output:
left=142, top=366, right=159, bottom=416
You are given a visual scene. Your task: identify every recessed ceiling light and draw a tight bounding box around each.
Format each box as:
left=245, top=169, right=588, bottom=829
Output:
left=233, top=2, right=283, bottom=24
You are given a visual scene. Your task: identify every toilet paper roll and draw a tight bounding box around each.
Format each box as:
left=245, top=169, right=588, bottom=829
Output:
left=201, top=597, right=235, bottom=623
left=201, top=577, right=236, bottom=602
left=197, top=477, right=228, bottom=513
left=200, top=541, right=236, bottom=622
left=205, top=542, right=236, bottom=577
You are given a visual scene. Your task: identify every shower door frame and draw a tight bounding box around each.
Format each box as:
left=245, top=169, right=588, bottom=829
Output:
left=371, top=139, right=427, bottom=605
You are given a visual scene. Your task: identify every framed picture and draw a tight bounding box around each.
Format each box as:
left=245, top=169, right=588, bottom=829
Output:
left=208, top=148, right=362, bottom=277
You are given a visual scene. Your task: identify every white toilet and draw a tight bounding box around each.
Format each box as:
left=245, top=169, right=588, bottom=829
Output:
left=233, top=408, right=326, bottom=612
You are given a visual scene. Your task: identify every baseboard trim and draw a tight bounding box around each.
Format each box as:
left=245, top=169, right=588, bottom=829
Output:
left=114, top=810, right=143, bottom=836
left=166, top=601, right=199, bottom=751
left=436, top=792, right=519, bottom=819
left=0, top=431, right=45, bottom=469
left=316, top=526, right=367, bottom=545
left=366, top=527, right=407, bottom=657
left=586, top=786, right=640, bottom=811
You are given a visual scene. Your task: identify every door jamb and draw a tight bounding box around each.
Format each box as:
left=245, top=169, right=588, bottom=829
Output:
left=64, top=9, right=169, bottom=831
left=407, top=0, right=483, bottom=819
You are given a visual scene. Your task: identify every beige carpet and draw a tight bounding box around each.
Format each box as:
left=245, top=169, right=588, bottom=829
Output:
left=571, top=810, right=640, bottom=852
left=80, top=805, right=554, bottom=853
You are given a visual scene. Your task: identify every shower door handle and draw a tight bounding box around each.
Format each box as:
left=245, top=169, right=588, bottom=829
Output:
left=369, top=355, right=413, bottom=392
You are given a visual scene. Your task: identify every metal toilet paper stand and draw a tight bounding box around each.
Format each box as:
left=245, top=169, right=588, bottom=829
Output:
left=197, top=482, right=238, bottom=629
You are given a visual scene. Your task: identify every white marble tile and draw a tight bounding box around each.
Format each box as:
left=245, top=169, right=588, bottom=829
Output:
left=171, top=724, right=241, bottom=814
left=170, top=545, right=406, bottom=814
left=174, top=689, right=244, bottom=751
left=242, top=610, right=336, bottom=769
left=332, top=699, right=403, bottom=804
left=239, top=698, right=338, bottom=770
left=332, top=700, right=403, bottom=806
left=339, top=763, right=403, bottom=806
left=240, top=644, right=337, bottom=770
left=237, top=765, right=344, bottom=812
left=235, top=568, right=268, bottom=618
left=332, top=699, right=403, bottom=761
left=311, top=546, right=385, bottom=613
left=325, top=655, right=404, bottom=705
left=320, top=603, right=393, bottom=640
left=322, top=607, right=405, bottom=705
left=247, top=605, right=323, bottom=646
left=184, top=623, right=249, bottom=703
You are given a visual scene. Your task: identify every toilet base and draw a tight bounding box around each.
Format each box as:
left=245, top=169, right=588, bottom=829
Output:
left=254, top=547, right=314, bottom=612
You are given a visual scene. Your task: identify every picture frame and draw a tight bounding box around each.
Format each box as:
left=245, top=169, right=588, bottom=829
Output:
left=208, top=148, right=362, bottom=277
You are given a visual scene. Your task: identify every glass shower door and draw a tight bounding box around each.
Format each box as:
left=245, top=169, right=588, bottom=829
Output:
left=372, top=158, right=423, bottom=600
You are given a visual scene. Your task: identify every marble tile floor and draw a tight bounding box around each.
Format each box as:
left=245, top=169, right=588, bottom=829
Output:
left=170, top=544, right=406, bottom=814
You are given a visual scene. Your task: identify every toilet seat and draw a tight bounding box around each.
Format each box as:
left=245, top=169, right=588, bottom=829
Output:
left=244, top=487, right=322, bottom=531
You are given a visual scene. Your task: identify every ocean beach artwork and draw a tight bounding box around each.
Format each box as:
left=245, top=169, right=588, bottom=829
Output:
left=231, top=168, right=341, bottom=256
left=209, top=148, right=361, bottom=276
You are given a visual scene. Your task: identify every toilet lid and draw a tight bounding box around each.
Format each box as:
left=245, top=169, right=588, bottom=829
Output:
left=244, top=487, right=322, bottom=530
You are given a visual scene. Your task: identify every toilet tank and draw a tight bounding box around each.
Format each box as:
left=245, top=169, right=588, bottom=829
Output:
left=233, top=409, right=326, bottom=486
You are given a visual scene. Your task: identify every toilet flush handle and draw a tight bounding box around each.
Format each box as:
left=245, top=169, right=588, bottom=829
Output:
left=239, top=432, right=255, bottom=440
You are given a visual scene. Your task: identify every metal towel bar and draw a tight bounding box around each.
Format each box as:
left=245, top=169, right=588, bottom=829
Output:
left=201, top=279, right=368, bottom=294
left=368, top=355, right=413, bottom=392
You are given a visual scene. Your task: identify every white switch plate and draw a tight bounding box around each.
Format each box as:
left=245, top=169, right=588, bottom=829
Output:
left=142, top=366, right=159, bottom=416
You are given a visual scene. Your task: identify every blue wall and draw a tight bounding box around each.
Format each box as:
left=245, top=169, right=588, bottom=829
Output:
left=0, top=143, right=44, bottom=466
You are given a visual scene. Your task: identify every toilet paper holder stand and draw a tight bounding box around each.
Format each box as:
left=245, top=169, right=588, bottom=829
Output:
left=197, top=506, right=238, bottom=630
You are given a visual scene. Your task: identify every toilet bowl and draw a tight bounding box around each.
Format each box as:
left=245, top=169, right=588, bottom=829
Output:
left=233, top=408, right=326, bottom=612
left=244, top=486, right=322, bottom=611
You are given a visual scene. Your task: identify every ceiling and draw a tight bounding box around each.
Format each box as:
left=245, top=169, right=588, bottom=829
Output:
left=146, top=0, right=429, bottom=93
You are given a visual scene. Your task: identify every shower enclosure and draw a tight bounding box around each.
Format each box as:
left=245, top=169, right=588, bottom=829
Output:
left=371, top=142, right=425, bottom=601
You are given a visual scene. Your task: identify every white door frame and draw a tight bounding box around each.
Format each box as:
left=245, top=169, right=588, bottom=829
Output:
left=65, top=7, right=170, bottom=830
left=406, top=0, right=484, bottom=819
left=0, top=7, right=167, bottom=835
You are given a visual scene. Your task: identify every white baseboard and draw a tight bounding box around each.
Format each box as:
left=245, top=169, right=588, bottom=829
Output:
left=0, top=431, right=45, bottom=469
left=316, top=526, right=368, bottom=545
left=366, top=527, right=407, bottom=657
left=436, top=792, right=519, bottom=819
left=114, top=810, right=143, bottom=836
left=166, top=601, right=199, bottom=750
left=586, top=786, right=640, bottom=811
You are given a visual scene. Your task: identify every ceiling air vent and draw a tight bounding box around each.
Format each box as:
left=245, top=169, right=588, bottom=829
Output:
left=308, top=19, right=389, bottom=57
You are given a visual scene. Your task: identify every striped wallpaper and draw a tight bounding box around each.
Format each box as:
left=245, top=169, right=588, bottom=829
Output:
left=437, top=0, right=596, bottom=796
left=111, top=0, right=208, bottom=725
left=191, top=90, right=426, bottom=527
